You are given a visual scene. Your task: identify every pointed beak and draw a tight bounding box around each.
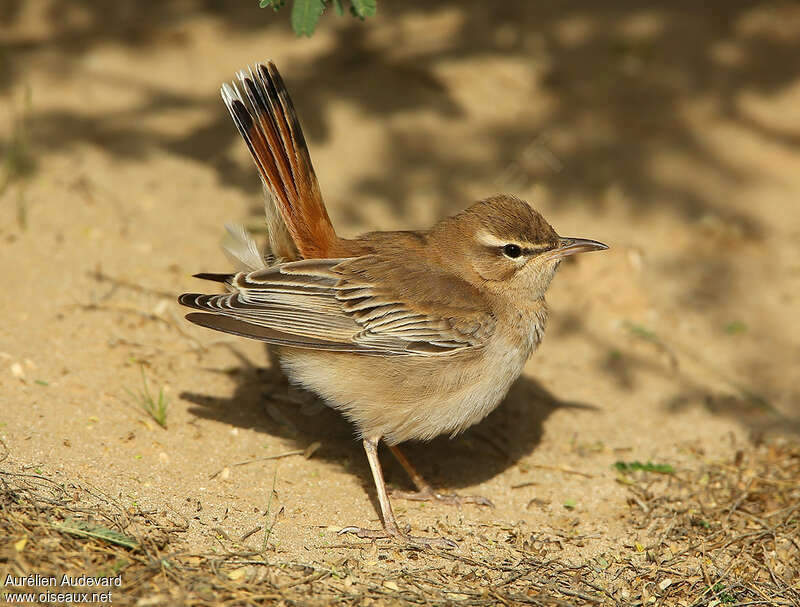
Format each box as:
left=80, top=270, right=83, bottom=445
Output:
left=546, top=237, right=608, bottom=261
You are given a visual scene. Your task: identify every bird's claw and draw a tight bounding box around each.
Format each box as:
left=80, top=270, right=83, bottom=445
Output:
left=389, top=488, right=495, bottom=509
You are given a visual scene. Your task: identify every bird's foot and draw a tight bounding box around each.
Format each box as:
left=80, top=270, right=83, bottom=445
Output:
left=338, top=524, right=457, bottom=549
left=389, top=487, right=494, bottom=508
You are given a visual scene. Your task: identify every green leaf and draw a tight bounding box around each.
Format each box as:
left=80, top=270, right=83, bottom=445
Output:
left=292, top=0, right=325, bottom=36
left=332, top=0, right=344, bottom=16
left=623, top=321, right=658, bottom=342
left=724, top=320, right=747, bottom=334
left=350, top=0, right=376, bottom=19
left=54, top=519, right=138, bottom=550
left=613, top=461, right=675, bottom=474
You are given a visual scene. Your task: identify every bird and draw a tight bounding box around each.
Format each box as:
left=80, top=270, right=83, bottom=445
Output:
left=179, top=61, right=608, bottom=548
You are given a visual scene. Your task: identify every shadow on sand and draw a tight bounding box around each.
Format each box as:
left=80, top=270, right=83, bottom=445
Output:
left=181, top=345, right=598, bottom=508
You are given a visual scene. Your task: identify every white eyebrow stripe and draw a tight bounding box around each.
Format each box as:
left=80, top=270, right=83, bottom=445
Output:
left=476, top=231, right=551, bottom=252
left=477, top=231, right=513, bottom=247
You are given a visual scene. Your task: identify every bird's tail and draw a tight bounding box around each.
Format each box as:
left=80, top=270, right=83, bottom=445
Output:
left=221, top=61, right=339, bottom=260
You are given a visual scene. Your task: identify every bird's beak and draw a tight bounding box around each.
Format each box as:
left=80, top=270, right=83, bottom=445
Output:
left=546, top=237, right=608, bottom=261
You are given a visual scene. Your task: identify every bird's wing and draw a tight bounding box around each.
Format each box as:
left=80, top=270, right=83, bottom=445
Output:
left=179, top=257, right=495, bottom=356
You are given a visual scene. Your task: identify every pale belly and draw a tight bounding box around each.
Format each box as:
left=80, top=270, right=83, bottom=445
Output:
left=278, top=324, right=542, bottom=444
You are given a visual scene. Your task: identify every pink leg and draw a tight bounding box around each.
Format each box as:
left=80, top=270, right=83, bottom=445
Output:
left=388, top=445, right=494, bottom=508
left=338, top=437, right=457, bottom=548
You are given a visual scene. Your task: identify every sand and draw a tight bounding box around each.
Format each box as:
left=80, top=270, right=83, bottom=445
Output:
left=1, top=0, right=799, bottom=569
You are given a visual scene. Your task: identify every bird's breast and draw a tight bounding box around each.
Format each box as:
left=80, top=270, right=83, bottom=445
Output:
left=278, top=307, right=548, bottom=445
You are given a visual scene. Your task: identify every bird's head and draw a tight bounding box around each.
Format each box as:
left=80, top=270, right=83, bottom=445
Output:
left=429, top=195, right=608, bottom=301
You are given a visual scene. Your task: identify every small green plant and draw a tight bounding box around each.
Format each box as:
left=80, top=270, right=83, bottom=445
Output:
left=262, top=467, right=279, bottom=557
left=623, top=321, right=658, bottom=342
left=708, top=582, right=737, bottom=603
left=259, top=0, right=376, bottom=37
left=126, top=367, right=169, bottom=428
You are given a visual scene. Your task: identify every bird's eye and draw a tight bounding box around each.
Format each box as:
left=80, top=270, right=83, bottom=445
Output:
left=502, top=244, right=522, bottom=259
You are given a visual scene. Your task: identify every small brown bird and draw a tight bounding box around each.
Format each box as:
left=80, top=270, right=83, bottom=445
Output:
left=180, top=61, right=607, bottom=547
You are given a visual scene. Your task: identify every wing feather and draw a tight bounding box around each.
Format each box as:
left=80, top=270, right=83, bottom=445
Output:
left=180, top=257, right=494, bottom=356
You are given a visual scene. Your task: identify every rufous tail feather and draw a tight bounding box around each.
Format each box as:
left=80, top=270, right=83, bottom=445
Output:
left=221, top=61, right=339, bottom=260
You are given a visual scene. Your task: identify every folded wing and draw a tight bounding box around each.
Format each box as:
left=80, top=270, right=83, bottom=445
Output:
left=179, top=257, right=494, bottom=356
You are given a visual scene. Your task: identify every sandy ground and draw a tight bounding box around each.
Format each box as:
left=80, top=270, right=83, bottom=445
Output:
left=2, top=0, right=799, bottom=569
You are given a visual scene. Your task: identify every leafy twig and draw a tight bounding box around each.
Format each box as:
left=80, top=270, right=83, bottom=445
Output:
left=259, top=0, right=376, bottom=37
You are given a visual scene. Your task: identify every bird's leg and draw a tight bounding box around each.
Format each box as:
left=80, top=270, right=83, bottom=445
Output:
left=338, top=437, right=457, bottom=548
left=388, top=445, right=494, bottom=508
